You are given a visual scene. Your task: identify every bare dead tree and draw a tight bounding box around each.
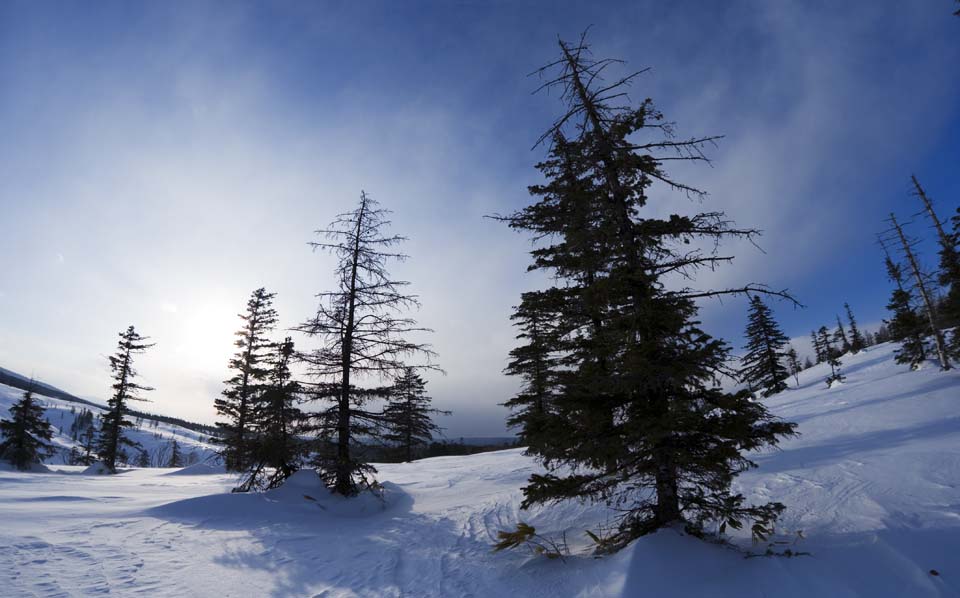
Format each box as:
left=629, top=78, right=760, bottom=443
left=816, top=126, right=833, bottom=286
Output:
left=296, top=191, right=438, bottom=496
left=885, top=213, right=951, bottom=370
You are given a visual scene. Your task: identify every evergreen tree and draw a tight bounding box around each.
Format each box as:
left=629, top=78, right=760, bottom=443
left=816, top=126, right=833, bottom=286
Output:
left=844, top=303, right=866, bottom=354
left=135, top=449, right=150, bottom=468
left=912, top=175, right=960, bottom=335
left=786, top=346, right=802, bottom=387
left=885, top=215, right=950, bottom=369
left=502, top=289, right=565, bottom=449
left=297, top=191, right=438, bottom=496
left=497, top=35, right=796, bottom=549
left=740, top=296, right=791, bottom=397
left=166, top=439, right=183, bottom=468
left=96, top=326, right=154, bottom=472
left=803, top=356, right=814, bottom=370
left=0, top=387, right=54, bottom=470
left=215, top=288, right=278, bottom=471
left=834, top=315, right=851, bottom=354
left=818, top=326, right=844, bottom=387
left=237, top=337, right=306, bottom=491
left=810, top=330, right=825, bottom=364
left=384, top=367, right=450, bottom=462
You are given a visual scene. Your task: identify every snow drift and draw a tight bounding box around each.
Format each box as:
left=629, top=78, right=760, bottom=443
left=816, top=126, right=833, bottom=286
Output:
left=0, top=341, right=959, bottom=596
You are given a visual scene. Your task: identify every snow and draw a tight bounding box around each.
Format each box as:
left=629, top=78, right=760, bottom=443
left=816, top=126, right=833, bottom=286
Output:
left=1, top=341, right=959, bottom=596
left=0, top=382, right=217, bottom=466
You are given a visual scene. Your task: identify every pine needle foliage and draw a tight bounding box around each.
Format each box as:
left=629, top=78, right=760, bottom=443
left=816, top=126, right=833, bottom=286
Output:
left=496, top=33, right=797, bottom=550
left=97, top=326, right=155, bottom=472
left=740, top=296, right=791, bottom=398
left=383, top=368, right=450, bottom=462
left=0, top=386, right=54, bottom=470
left=215, top=288, right=279, bottom=471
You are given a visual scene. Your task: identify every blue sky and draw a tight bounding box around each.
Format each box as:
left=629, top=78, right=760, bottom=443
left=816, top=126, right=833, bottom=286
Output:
left=0, top=1, right=958, bottom=437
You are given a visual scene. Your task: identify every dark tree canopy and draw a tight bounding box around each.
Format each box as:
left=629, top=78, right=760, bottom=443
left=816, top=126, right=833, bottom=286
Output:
left=237, top=337, right=306, bottom=491
left=0, top=386, right=54, bottom=470
left=498, top=34, right=796, bottom=550
left=383, top=368, right=450, bottom=462
left=297, top=191, right=437, bottom=496
left=740, top=295, right=791, bottom=398
left=97, top=326, right=155, bottom=472
left=844, top=303, right=866, bottom=354
left=215, top=287, right=279, bottom=471
left=818, top=326, right=844, bottom=387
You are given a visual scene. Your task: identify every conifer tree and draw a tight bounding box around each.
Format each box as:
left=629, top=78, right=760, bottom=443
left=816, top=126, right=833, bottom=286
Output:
left=237, top=337, right=305, bottom=491
left=803, top=356, right=814, bottom=370
left=886, top=214, right=951, bottom=369
left=97, top=326, right=155, bottom=472
left=786, top=346, right=802, bottom=387
left=383, top=367, right=450, bottom=462
left=502, top=289, right=565, bottom=449
left=844, top=303, right=866, bottom=354
left=166, top=439, right=183, bottom=468
left=297, top=191, right=437, bottom=496
left=740, top=296, right=791, bottom=397
left=497, top=34, right=797, bottom=549
left=215, top=288, right=278, bottom=471
left=834, top=315, right=851, bottom=354
left=818, top=326, right=844, bottom=387
left=912, top=175, right=960, bottom=333
left=0, top=387, right=54, bottom=470
left=810, top=330, right=825, bottom=364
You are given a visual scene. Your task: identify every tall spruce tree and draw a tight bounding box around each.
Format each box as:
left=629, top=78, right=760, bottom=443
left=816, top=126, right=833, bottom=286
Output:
left=297, top=191, right=437, bottom=496
left=834, top=315, right=851, bottom=354
left=880, top=237, right=928, bottom=367
left=740, top=296, right=791, bottom=398
left=810, top=330, right=825, bottom=364
left=97, top=326, right=154, bottom=472
left=502, top=289, right=565, bottom=449
left=383, top=368, right=450, bottom=462
left=0, top=386, right=54, bottom=470
left=497, top=35, right=797, bottom=549
left=236, top=337, right=305, bottom=492
left=912, top=175, right=960, bottom=334
left=215, top=288, right=278, bottom=471
left=844, top=303, right=866, bottom=354
left=886, top=213, right=951, bottom=369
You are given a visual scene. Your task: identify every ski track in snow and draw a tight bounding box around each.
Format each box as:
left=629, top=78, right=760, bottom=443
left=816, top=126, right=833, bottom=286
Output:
left=1, top=341, right=960, bottom=596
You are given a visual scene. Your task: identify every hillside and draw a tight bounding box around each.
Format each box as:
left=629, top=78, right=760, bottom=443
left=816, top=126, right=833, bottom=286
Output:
left=0, top=340, right=958, bottom=596
left=0, top=382, right=217, bottom=467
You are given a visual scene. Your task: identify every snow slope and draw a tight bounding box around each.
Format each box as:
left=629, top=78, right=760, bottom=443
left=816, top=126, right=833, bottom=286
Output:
left=0, top=382, right=217, bottom=466
left=0, top=341, right=959, bottom=596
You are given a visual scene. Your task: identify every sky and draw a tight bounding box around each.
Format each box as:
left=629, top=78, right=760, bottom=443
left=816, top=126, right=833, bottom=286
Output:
left=0, top=1, right=958, bottom=437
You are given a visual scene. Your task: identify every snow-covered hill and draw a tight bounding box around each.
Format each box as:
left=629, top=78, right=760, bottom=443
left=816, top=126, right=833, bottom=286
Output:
left=1, top=340, right=959, bottom=596
left=0, top=382, right=217, bottom=466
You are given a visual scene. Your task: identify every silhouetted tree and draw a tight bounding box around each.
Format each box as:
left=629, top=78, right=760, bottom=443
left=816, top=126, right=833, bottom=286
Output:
left=810, top=330, right=825, bottom=364
left=166, top=439, right=183, bottom=468
left=740, top=296, right=791, bottom=397
left=0, top=386, right=54, bottom=470
left=834, top=315, right=851, bottom=354
left=496, top=34, right=797, bottom=550
left=818, top=326, right=844, bottom=387
left=886, top=214, right=950, bottom=369
left=502, top=290, right=565, bottom=448
left=844, top=303, right=866, bottom=354
left=215, top=288, right=278, bottom=471
left=383, top=368, right=450, bottom=462
left=237, top=337, right=306, bottom=492
left=97, top=326, right=154, bottom=472
left=297, top=191, right=438, bottom=496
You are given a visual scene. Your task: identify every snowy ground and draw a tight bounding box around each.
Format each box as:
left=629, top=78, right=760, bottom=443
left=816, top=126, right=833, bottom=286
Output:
left=0, top=384, right=216, bottom=466
left=1, top=341, right=959, bottom=596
